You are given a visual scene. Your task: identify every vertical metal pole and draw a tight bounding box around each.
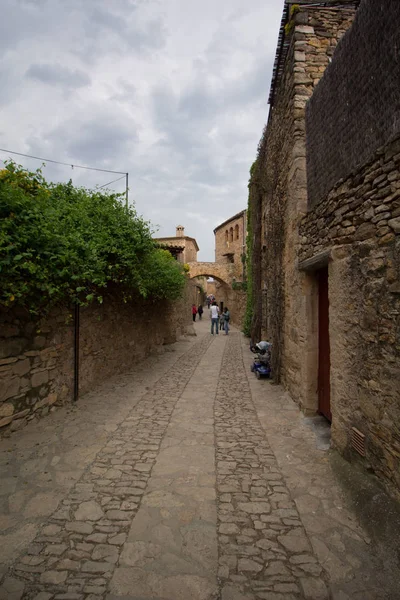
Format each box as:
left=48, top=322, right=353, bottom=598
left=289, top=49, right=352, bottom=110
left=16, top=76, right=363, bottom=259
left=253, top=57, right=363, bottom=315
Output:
left=125, top=173, right=129, bottom=209
left=74, top=303, right=80, bottom=402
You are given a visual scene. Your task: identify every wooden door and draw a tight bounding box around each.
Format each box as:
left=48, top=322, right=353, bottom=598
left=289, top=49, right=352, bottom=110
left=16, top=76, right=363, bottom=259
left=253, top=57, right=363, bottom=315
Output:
left=318, top=267, right=332, bottom=422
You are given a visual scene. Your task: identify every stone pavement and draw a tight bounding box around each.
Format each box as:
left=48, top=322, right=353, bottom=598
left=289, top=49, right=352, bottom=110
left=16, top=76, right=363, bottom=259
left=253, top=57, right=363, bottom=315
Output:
left=0, top=317, right=399, bottom=600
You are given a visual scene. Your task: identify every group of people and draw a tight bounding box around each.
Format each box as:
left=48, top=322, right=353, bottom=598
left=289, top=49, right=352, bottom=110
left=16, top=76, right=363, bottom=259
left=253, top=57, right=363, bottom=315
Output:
left=192, top=301, right=230, bottom=335
left=210, top=301, right=230, bottom=335
left=191, top=303, right=203, bottom=322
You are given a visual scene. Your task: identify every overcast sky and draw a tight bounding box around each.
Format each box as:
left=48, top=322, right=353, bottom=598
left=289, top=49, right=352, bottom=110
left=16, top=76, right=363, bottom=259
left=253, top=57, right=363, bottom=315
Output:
left=1, top=0, right=283, bottom=261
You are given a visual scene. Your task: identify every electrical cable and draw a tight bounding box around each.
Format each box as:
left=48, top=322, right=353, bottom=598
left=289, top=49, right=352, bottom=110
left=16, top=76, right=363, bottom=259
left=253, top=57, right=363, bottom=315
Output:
left=98, top=174, right=126, bottom=189
left=0, top=147, right=127, bottom=175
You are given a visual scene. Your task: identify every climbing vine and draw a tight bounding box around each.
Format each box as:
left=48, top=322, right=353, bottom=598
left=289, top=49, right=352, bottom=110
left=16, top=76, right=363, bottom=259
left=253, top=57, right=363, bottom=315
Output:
left=0, top=162, right=186, bottom=314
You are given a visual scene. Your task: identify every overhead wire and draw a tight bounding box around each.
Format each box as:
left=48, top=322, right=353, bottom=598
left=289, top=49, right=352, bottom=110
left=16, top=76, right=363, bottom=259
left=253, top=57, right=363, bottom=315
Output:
left=0, top=147, right=127, bottom=175
left=98, top=174, right=126, bottom=189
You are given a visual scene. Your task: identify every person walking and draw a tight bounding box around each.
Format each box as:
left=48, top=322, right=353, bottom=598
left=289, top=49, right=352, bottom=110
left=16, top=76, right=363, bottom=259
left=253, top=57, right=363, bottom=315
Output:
left=197, top=304, right=203, bottom=320
left=210, top=301, right=219, bottom=335
left=219, top=311, right=224, bottom=331
left=223, top=307, right=230, bottom=335
left=192, top=304, right=197, bottom=322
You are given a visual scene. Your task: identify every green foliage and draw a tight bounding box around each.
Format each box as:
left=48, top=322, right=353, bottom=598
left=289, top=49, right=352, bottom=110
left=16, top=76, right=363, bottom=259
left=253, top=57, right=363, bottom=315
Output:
left=284, top=3, right=299, bottom=36
left=0, top=162, right=186, bottom=313
left=232, top=281, right=247, bottom=292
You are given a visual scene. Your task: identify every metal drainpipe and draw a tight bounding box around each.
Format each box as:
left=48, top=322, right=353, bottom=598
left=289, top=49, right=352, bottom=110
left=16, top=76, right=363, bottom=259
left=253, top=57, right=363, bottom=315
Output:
left=73, top=303, right=80, bottom=402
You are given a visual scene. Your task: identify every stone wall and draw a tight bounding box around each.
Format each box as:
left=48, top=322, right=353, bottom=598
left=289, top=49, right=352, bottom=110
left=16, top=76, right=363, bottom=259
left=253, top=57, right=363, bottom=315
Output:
left=299, top=134, right=400, bottom=499
left=306, top=0, right=400, bottom=208
left=183, top=238, right=198, bottom=264
left=0, top=283, right=194, bottom=435
left=298, top=0, right=400, bottom=497
left=260, top=6, right=355, bottom=388
left=211, top=283, right=247, bottom=330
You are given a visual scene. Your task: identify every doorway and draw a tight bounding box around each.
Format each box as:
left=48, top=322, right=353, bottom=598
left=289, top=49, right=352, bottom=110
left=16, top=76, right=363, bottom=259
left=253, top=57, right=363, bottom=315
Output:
left=317, top=267, right=332, bottom=421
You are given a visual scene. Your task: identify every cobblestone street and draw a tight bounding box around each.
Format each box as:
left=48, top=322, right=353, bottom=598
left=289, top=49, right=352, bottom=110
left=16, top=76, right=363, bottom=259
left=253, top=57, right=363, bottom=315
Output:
left=0, top=319, right=399, bottom=600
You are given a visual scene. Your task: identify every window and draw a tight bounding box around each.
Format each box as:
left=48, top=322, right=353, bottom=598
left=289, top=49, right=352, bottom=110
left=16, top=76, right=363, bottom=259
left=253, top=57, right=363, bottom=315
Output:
left=229, top=227, right=233, bottom=242
left=235, top=224, right=239, bottom=240
left=225, top=230, right=228, bottom=243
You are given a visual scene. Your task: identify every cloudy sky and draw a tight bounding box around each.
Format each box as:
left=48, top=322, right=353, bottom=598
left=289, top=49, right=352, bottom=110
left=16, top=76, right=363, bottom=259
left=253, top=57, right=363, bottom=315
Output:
left=1, top=0, right=283, bottom=261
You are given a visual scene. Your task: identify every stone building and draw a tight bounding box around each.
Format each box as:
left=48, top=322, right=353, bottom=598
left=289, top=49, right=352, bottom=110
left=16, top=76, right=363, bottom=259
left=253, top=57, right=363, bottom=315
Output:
left=250, top=0, right=400, bottom=498
left=207, top=210, right=247, bottom=325
left=214, top=209, right=247, bottom=281
left=154, top=225, right=199, bottom=264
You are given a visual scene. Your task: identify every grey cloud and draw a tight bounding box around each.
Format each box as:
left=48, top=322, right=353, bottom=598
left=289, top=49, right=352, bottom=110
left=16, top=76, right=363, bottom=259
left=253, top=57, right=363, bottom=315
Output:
left=25, top=63, right=91, bottom=88
left=25, top=109, right=137, bottom=170
left=0, top=66, right=21, bottom=106
left=77, top=4, right=166, bottom=60
left=1, top=0, right=166, bottom=64
left=53, top=118, right=135, bottom=165
left=2, top=0, right=284, bottom=261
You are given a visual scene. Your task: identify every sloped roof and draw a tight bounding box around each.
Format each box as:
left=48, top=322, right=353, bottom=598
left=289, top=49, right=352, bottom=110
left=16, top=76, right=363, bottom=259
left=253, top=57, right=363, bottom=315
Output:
left=154, top=236, right=199, bottom=252
left=214, top=209, right=246, bottom=234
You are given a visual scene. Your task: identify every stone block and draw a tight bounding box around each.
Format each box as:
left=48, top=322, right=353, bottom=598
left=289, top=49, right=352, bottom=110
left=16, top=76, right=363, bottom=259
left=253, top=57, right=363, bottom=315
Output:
left=295, top=51, right=306, bottom=62
left=0, top=415, right=13, bottom=428
left=0, top=403, right=14, bottom=417
left=388, top=217, right=400, bottom=233
left=355, top=222, right=376, bottom=241
left=40, top=570, right=67, bottom=585
left=13, top=359, right=30, bottom=377
left=296, top=25, right=315, bottom=34
left=0, top=338, right=28, bottom=360
left=31, top=370, right=49, bottom=388
left=1, top=378, right=20, bottom=402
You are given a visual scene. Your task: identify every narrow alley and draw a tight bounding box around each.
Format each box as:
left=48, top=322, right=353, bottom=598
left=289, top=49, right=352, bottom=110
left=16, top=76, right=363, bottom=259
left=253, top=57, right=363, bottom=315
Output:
left=0, top=320, right=399, bottom=600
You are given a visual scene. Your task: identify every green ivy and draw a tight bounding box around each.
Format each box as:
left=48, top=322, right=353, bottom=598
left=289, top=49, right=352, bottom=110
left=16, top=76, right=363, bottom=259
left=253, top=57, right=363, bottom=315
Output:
left=0, top=162, right=186, bottom=314
left=232, top=281, right=247, bottom=292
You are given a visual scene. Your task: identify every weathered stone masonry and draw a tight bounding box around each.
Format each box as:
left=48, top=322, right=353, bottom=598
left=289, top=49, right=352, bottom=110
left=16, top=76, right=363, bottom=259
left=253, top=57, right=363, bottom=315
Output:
left=300, top=0, right=400, bottom=498
left=256, top=0, right=399, bottom=498
left=0, top=283, right=195, bottom=435
left=259, top=2, right=356, bottom=386
left=300, top=136, right=400, bottom=498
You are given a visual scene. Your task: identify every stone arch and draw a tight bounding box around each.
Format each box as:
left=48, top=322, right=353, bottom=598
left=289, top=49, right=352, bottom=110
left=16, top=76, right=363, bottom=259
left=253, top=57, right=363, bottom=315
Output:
left=187, top=261, right=235, bottom=285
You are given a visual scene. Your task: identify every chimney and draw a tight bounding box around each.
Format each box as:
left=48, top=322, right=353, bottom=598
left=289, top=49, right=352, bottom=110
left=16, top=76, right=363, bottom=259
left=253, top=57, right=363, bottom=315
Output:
left=176, top=225, right=184, bottom=238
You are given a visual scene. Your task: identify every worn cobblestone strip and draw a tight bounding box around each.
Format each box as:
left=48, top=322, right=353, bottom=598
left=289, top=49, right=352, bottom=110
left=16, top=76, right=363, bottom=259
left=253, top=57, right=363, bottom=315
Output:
left=5, top=335, right=212, bottom=600
left=215, top=334, right=329, bottom=600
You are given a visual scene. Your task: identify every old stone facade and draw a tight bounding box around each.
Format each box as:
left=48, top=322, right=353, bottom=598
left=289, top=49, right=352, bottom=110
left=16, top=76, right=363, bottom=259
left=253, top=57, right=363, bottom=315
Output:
left=214, top=209, right=247, bottom=281
left=0, top=282, right=196, bottom=435
left=257, top=1, right=356, bottom=384
left=154, top=225, right=199, bottom=264
left=253, top=0, right=400, bottom=499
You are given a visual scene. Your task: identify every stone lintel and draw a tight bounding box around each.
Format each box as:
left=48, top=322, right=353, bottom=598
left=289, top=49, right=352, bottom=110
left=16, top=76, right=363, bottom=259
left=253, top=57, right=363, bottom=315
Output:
left=298, top=249, right=331, bottom=272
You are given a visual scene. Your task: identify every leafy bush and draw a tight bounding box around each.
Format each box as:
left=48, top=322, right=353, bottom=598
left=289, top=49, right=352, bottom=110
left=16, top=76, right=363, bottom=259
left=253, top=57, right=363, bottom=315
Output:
left=0, top=162, right=186, bottom=313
